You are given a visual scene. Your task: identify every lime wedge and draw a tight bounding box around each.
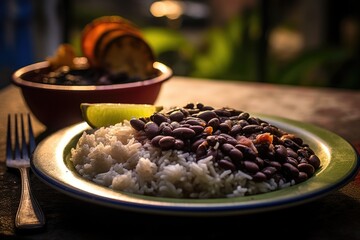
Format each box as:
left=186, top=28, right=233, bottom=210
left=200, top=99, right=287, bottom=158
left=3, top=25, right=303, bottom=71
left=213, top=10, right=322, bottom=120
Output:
left=80, top=103, right=162, bottom=128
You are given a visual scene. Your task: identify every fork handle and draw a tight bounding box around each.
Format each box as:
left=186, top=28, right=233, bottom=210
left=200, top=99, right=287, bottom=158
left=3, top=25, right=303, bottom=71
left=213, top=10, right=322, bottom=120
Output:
left=16, top=167, right=46, bottom=229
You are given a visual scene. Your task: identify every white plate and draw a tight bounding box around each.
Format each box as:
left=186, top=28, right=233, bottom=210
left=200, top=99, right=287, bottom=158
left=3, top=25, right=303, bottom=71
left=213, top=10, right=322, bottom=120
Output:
left=31, top=115, right=360, bottom=216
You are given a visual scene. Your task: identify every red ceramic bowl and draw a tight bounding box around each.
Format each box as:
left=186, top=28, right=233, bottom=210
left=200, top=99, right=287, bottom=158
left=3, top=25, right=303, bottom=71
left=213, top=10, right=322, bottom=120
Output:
left=12, top=59, right=172, bottom=130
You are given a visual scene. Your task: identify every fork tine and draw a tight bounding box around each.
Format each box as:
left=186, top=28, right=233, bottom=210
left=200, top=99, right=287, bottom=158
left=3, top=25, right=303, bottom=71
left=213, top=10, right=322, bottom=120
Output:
left=6, top=114, right=12, bottom=160
left=14, top=114, right=21, bottom=160
left=20, top=114, right=29, bottom=160
left=27, top=113, right=36, bottom=154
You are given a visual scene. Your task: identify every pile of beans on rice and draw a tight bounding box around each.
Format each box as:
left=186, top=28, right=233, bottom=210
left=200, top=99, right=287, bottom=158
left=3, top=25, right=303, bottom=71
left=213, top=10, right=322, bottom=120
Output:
left=70, top=103, right=321, bottom=198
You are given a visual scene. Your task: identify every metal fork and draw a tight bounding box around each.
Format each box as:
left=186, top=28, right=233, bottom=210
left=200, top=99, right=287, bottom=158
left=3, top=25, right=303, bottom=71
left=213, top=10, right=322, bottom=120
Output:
left=6, top=113, right=45, bottom=229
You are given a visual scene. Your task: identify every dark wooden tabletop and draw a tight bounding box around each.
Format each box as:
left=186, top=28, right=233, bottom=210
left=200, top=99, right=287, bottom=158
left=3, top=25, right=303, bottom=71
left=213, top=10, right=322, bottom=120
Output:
left=1, top=76, right=360, bottom=240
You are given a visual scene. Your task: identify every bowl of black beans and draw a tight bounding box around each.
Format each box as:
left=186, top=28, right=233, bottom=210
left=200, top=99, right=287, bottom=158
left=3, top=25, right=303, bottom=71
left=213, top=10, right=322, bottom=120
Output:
left=11, top=57, right=172, bottom=130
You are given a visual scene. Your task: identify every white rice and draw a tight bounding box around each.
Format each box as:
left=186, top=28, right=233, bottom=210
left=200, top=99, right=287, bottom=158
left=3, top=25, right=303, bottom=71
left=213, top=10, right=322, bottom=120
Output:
left=70, top=121, right=293, bottom=198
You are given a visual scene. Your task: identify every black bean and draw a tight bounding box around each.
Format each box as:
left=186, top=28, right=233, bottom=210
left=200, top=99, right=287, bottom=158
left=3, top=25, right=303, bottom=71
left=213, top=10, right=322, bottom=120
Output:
left=274, top=145, right=288, bottom=162
left=242, top=124, right=263, bottom=134
left=130, top=118, right=145, bottom=131
left=292, top=137, right=303, bottom=146
left=196, top=103, right=204, bottom=110
left=219, top=133, right=238, bottom=145
left=260, top=122, right=269, bottom=127
left=221, top=143, right=234, bottom=154
left=243, top=161, right=259, bottom=173
left=208, top=118, right=220, bottom=130
left=228, top=148, right=243, bottom=162
left=160, top=125, right=172, bottom=136
left=308, top=154, right=321, bottom=169
left=216, top=135, right=227, bottom=145
left=228, top=108, right=242, bottom=116
left=189, top=125, right=204, bottom=135
left=202, top=105, right=215, bottom=111
left=151, top=135, right=164, bottom=147
left=286, top=157, right=298, bottom=167
left=174, top=139, right=185, bottom=150
left=159, top=136, right=176, bottom=149
left=188, top=109, right=200, bottom=115
left=191, top=138, right=206, bottom=152
left=159, top=121, right=171, bottom=128
left=144, top=121, right=159, bottom=139
left=247, top=117, right=260, bottom=125
left=297, top=149, right=310, bottom=158
left=268, top=160, right=282, bottom=170
left=219, top=122, right=231, bottom=133
left=238, top=112, right=249, bottom=120
left=197, top=110, right=218, bottom=122
left=172, top=127, right=196, bottom=139
left=298, top=163, right=315, bottom=176
left=254, top=157, right=265, bottom=168
left=229, top=125, right=242, bottom=136
left=287, top=148, right=298, bottom=159
left=283, top=138, right=301, bottom=150
left=303, top=146, right=315, bottom=155
left=262, top=166, right=277, bottom=178
left=169, top=111, right=184, bottom=122
left=184, top=103, right=195, bottom=109
left=170, top=121, right=180, bottom=129
left=214, top=109, right=232, bottom=117
left=282, top=162, right=300, bottom=178
left=179, top=123, right=191, bottom=128
left=263, top=125, right=274, bottom=134
left=238, top=119, right=249, bottom=127
left=151, top=112, right=169, bottom=125
left=186, top=119, right=206, bottom=126
left=218, top=159, right=236, bottom=171
left=252, top=172, right=267, bottom=182
left=159, top=122, right=173, bottom=135
left=295, top=172, right=308, bottom=183
left=235, top=144, right=257, bottom=160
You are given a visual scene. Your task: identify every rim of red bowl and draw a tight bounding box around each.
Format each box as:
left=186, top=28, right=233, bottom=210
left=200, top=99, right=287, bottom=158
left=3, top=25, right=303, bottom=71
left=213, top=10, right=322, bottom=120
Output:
left=12, top=60, right=173, bottom=91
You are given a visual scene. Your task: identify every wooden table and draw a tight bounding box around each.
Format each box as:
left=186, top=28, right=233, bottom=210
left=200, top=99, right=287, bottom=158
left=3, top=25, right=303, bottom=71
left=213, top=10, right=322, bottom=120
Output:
left=1, top=76, right=360, bottom=239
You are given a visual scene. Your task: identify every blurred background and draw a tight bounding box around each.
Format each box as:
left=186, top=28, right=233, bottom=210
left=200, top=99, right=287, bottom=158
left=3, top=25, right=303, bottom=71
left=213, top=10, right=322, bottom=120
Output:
left=1, top=0, right=359, bottom=89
